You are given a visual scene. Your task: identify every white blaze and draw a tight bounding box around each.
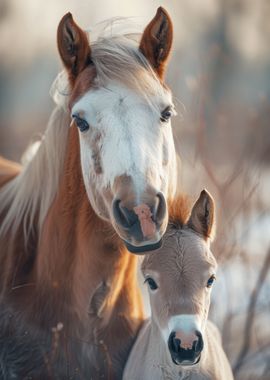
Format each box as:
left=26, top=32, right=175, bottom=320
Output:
left=71, top=82, right=177, bottom=202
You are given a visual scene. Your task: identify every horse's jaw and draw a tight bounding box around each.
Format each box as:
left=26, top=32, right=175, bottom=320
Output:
left=124, top=239, right=163, bottom=255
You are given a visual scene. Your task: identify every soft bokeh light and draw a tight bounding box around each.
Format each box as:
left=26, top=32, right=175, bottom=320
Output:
left=0, top=1, right=270, bottom=378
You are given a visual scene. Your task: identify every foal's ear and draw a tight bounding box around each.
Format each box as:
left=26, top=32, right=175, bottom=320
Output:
left=188, top=190, right=216, bottom=241
left=139, top=7, right=173, bottom=80
left=57, top=13, right=92, bottom=82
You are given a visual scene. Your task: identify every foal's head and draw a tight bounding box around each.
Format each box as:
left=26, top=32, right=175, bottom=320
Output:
left=56, top=8, right=177, bottom=253
left=142, top=190, right=217, bottom=366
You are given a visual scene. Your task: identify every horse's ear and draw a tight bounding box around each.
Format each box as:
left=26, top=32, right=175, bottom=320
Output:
left=139, top=7, right=173, bottom=80
left=57, top=13, right=92, bottom=82
left=188, top=190, right=216, bottom=241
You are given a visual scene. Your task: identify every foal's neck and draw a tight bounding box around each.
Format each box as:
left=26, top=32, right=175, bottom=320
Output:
left=35, top=125, right=143, bottom=327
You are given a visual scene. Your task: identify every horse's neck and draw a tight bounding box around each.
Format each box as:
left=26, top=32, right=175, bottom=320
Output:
left=35, top=125, right=143, bottom=328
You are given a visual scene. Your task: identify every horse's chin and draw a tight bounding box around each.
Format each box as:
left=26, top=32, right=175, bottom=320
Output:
left=172, top=354, right=201, bottom=367
left=124, top=239, right=163, bottom=255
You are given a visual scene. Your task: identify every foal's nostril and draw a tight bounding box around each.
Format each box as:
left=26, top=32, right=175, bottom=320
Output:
left=173, top=337, right=181, bottom=353
left=168, top=332, right=180, bottom=354
left=168, top=330, right=204, bottom=365
left=194, top=331, right=204, bottom=353
left=153, top=192, right=166, bottom=224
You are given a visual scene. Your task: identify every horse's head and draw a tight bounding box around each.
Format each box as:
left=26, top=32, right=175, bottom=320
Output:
left=142, top=190, right=217, bottom=366
left=56, top=8, right=177, bottom=253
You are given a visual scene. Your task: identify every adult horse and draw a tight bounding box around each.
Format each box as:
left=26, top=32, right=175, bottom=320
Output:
left=0, top=7, right=177, bottom=380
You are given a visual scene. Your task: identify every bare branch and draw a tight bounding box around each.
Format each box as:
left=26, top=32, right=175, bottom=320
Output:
left=233, top=247, right=270, bottom=375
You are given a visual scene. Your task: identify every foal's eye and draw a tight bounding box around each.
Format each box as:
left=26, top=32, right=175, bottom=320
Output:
left=206, top=275, right=216, bottom=288
left=144, top=277, right=158, bottom=291
left=72, top=114, right=89, bottom=132
left=160, top=106, right=173, bottom=123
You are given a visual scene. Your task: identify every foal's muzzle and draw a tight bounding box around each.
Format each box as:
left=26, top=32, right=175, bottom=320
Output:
left=168, top=331, right=203, bottom=366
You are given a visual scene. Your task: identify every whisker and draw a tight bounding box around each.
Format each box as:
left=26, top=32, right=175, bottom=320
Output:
left=11, top=282, right=35, bottom=291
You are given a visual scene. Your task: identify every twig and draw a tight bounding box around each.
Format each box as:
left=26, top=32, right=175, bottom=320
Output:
left=233, top=247, right=270, bottom=375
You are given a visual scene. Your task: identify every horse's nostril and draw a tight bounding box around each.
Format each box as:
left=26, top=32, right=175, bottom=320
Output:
left=112, top=200, right=137, bottom=229
left=153, top=192, right=166, bottom=223
left=113, top=200, right=129, bottom=229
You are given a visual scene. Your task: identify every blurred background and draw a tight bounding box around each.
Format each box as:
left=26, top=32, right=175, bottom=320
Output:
left=0, top=0, right=270, bottom=378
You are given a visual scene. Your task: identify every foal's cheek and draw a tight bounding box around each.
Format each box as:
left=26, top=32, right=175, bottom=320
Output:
left=202, top=292, right=211, bottom=320
left=151, top=297, right=168, bottom=329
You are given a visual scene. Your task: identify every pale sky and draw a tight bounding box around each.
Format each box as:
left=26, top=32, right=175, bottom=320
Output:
left=0, top=0, right=221, bottom=65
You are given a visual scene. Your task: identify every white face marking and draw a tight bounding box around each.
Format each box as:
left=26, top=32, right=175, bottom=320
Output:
left=161, top=314, right=201, bottom=344
left=71, top=82, right=177, bottom=220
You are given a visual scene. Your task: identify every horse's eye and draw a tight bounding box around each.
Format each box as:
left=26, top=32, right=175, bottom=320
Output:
left=160, top=106, right=173, bottom=123
left=206, top=275, right=216, bottom=288
left=145, top=277, right=158, bottom=291
left=72, top=115, right=89, bottom=132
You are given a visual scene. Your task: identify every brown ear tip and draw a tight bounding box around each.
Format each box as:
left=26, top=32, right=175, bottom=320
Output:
left=157, top=6, right=168, bottom=15
left=201, top=188, right=212, bottom=198
left=200, top=189, right=215, bottom=208
left=58, top=13, right=74, bottom=33
left=156, top=6, right=170, bottom=19
left=61, top=12, right=73, bottom=22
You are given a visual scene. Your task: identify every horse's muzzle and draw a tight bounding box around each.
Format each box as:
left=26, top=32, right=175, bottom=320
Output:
left=112, top=193, right=167, bottom=255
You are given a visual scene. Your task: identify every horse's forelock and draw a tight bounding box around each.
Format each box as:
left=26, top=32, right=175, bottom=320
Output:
left=54, top=36, right=169, bottom=113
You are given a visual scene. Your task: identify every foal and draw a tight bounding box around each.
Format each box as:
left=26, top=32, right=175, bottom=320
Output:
left=124, top=190, right=234, bottom=380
